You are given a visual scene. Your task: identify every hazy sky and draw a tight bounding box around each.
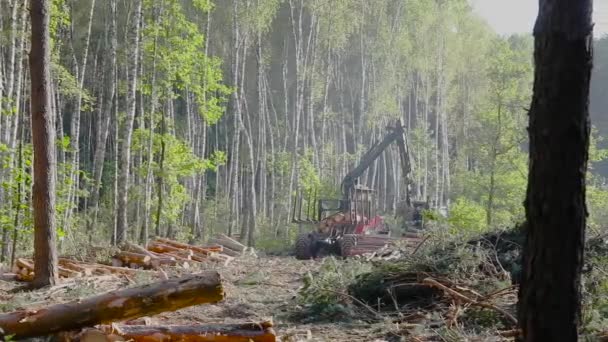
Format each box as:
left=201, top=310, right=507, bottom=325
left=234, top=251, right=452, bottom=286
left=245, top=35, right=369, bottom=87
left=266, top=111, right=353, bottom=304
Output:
left=471, top=0, right=608, bottom=38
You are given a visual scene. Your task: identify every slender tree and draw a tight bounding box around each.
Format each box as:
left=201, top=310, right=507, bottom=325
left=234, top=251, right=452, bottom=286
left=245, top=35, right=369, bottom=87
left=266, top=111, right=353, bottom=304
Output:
left=518, top=0, right=593, bottom=340
left=30, top=0, right=59, bottom=288
left=115, top=0, right=142, bottom=244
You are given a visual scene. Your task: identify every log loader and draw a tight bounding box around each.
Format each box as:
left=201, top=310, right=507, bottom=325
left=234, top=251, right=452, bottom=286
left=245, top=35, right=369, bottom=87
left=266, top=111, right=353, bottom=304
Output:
left=292, top=119, right=425, bottom=259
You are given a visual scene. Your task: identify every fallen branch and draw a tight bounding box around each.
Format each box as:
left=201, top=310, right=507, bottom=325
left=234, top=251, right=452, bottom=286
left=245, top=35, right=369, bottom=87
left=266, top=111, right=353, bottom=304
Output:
left=420, top=278, right=517, bottom=326
left=0, top=271, right=225, bottom=339
left=320, top=289, right=381, bottom=319
left=411, top=236, right=430, bottom=255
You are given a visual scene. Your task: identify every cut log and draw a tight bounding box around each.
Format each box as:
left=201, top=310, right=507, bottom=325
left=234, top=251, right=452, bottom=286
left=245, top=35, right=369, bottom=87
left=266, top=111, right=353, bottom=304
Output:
left=58, top=266, right=82, bottom=278
left=218, top=246, right=241, bottom=257
left=97, top=322, right=276, bottom=342
left=16, top=272, right=34, bottom=282
left=16, top=258, right=34, bottom=271
left=199, top=244, right=224, bottom=252
left=59, top=258, right=139, bottom=276
left=0, top=273, right=18, bottom=281
left=155, top=238, right=223, bottom=255
left=122, top=242, right=158, bottom=259
left=0, top=271, right=225, bottom=339
left=148, top=242, right=193, bottom=257
left=59, top=260, right=94, bottom=276
left=111, top=258, right=124, bottom=267
left=188, top=252, right=210, bottom=263
left=114, top=252, right=151, bottom=267
left=86, top=263, right=140, bottom=276
left=150, top=257, right=178, bottom=268
left=16, top=259, right=81, bottom=280
left=162, top=252, right=193, bottom=262
left=216, top=234, right=246, bottom=252
left=208, top=239, right=241, bottom=257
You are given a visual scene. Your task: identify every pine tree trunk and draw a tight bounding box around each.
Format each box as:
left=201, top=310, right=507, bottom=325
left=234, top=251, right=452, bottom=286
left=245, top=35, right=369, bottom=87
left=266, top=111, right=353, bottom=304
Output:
left=518, top=1, right=592, bottom=340
left=30, top=0, right=59, bottom=288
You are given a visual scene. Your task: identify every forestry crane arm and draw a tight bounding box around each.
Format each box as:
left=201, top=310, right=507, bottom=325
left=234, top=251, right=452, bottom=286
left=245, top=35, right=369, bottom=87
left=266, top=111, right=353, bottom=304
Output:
left=341, top=119, right=414, bottom=206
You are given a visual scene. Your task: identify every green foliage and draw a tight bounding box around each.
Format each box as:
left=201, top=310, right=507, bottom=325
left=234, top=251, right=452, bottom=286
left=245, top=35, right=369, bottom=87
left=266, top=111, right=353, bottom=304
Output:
left=132, top=128, right=224, bottom=227
left=296, top=257, right=372, bottom=322
left=51, top=0, right=70, bottom=38
left=450, top=35, right=532, bottom=229
left=447, top=197, right=487, bottom=233
left=142, top=0, right=231, bottom=124
left=297, top=150, right=338, bottom=199
left=52, top=61, right=94, bottom=110
left=587, top=175, right=608, bottom=232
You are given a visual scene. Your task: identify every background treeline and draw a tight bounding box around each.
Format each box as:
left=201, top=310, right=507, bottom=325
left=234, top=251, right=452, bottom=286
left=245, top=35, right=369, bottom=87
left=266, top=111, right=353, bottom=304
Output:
left=1, top=0, right=607, bottom=257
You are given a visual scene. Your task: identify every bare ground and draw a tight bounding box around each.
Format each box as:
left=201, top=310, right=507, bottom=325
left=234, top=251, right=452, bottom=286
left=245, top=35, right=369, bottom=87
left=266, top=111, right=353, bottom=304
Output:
left=0, top=255, right=392, bottom=342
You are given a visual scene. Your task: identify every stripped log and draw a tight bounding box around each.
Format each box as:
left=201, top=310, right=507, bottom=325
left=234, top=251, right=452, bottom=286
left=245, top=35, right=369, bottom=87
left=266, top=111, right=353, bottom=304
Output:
left=114, top=252, right=151, bottom=267
left=16, top=272, right=34, bottom=282
left=148, top=242, right=193, bottom=257
left=216, top=234, right=246, bottom=252
left=16, top=258, right=34, bottom=271
left=16, top=259, right=81, bottom=279
left=59, top=258, right=142, bottom=276
left=0, top=271, right=225, bottom=340
left=150, top=257, right=178, bottom=268
left=155, top=238, right=223, bottom=255
left=59, top=260, right=94, bottom=276
left=97, top=322, right=276, bottom=342
left=122, top=242, right=158, bottom=259
left=207, top=239, right=241, bottom=257
left=58, top=266, right=82, bottom=278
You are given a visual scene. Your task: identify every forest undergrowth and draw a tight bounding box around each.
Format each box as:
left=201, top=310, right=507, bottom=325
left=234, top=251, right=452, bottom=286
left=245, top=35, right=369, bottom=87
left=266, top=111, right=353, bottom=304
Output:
left=296, top=225, right=608, bottom=341
left=2, top=226, right=608, bottom=341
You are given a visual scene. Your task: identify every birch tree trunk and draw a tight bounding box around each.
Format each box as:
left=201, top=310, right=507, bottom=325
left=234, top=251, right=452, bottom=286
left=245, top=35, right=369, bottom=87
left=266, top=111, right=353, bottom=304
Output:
left=115, top=0, right=142, bottom=243
left=90, top=0, right=116, bottom=226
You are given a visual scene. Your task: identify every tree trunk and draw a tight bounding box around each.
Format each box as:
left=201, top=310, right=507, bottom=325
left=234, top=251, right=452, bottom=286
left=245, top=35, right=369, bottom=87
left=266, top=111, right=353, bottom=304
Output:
left=66, top=0, right=96, bottom=223
left=90, top=0, right=116, bottom=226
left=116, top=0, right=142, bottom=243
left=29, top=0, right=59, bottom=288
left=518, top=1, right=593, bottom=340
left=0, top=271, right=225, bottom=340
left=155, top=101, right=167, bottom=237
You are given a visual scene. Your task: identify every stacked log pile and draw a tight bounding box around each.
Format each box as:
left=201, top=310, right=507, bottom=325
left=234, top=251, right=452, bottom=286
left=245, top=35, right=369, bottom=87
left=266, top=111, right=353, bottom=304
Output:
left=114, top=238, right=234, bottom=269
left=13, top=257, right=143, bottom=282
left=11, top=236, right=251, bottom=282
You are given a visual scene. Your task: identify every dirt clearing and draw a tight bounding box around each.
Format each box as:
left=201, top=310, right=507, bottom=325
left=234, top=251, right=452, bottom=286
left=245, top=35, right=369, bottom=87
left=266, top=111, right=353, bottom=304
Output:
left=0, top=255, right=393, bottom=341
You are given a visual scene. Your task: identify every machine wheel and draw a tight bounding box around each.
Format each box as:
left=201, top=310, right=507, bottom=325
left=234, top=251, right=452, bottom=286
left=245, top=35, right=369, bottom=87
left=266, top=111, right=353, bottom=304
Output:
left=295, top=233, right=314, bottom=260
left=339, top=234, right=358, bottom=257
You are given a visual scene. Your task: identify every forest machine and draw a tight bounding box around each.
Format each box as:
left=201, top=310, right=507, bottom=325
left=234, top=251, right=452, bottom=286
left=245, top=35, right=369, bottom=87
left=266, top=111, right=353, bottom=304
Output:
left=291, top=119, right=426, bottom=259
